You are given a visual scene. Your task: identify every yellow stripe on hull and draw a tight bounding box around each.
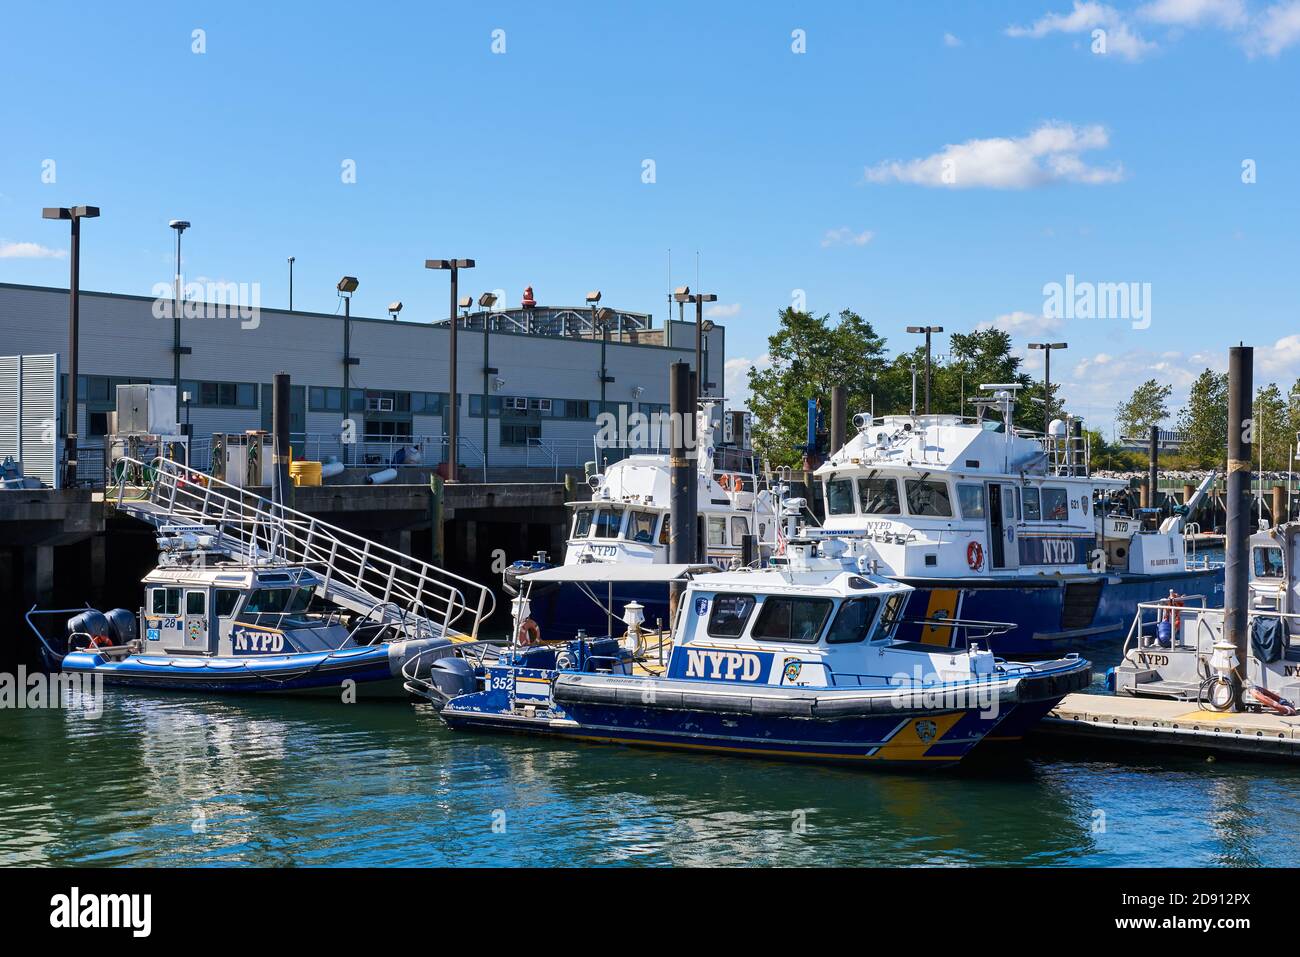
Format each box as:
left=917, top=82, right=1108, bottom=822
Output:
left=920, top=589, right=960, bottom=646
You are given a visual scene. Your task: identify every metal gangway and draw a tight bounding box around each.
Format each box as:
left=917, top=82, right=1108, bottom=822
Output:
left=109, top=457, right=495, bottom=642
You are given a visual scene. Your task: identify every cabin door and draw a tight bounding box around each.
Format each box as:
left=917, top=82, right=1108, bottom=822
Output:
left=183, top=589, right=212, bottom=653
left=987, top=483, right=1019, bottom=571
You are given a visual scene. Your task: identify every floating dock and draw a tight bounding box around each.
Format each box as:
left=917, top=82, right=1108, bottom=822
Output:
left=1036, top=692, right=1300, bottom=759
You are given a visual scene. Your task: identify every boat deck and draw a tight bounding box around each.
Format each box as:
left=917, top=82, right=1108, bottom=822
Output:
left=630, top=630, right=673, bottom=676
left=1037, top=692, right=1300, bottom=759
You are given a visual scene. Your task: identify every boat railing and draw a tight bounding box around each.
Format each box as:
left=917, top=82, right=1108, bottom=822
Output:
left=110, top=456, right=495, bottom=641
left=1121, top=596, right=1219, bottom=660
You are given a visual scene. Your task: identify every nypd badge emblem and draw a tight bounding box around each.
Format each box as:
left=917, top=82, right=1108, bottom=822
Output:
left=915, top=720, right=938, bottom=743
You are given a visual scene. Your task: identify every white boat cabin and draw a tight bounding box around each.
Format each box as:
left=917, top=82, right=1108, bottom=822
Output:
left=814, top=404, right=1188, bottom=580
left=666, top=540, right=1001, bottom=688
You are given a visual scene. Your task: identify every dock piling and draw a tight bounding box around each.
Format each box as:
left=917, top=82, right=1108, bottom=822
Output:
left=1225, top=345, right=1253, bottom=711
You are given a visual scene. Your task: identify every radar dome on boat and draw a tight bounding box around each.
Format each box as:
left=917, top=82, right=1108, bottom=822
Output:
left=1048, top=418, right=1068, bottom=438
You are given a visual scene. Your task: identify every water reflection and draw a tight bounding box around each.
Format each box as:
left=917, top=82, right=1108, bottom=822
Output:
left=2, top=688, right=1298, bottom=867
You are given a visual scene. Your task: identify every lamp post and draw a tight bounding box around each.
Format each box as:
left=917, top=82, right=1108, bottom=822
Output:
left=674, top=289, right=717, bottom=410
left=337, top=276, right=359, bottom=463
left=425, top=259, right=475, bottom=481
left=701, top=319, right=716, bottom=402
left=288, top=256, right=295, bottom=310
left=42, top=204, right=100, bottom=488
left=906, top=325, right=943, bottom=415
left=478, top=292, right=499, bottom=482
left=1028, top=341, right=1068, bottom=437
left=169, top=220, right=190, bottom=423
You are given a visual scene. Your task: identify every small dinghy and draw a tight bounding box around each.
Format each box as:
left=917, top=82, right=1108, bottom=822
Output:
left=411, top=539, right=1091, bottom=767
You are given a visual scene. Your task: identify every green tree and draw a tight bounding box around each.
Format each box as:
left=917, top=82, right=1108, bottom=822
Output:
left=1176, top=369, right=1228, bottom=468
left=1254, top=383, right=1290, bottom=471
left=1116, top=378, right=1173, bottom=441
left=746, top=308, right=889, bottom=467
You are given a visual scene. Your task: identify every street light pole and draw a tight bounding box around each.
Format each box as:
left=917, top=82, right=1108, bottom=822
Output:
left=169, top=220, right=190, bottom=424
left=337, top=276, right=359, bottom=464
left=288, top=256, right=295, bottom=310
left=425, top=259, right=475, bottom=482
left=906, top=326, right=943, bottom=415
left=43, top=205, right=99, bottom=489
left=479, top=292, right=498, bottom=483
left=1028, top=341, right=1069, bottom=437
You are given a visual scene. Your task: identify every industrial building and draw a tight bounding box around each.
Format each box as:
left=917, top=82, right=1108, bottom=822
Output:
left=0, top=282, right=727, bottom=482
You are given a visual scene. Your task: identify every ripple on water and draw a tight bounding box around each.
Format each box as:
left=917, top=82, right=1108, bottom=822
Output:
left=4, top=690, right=1300, bottom=866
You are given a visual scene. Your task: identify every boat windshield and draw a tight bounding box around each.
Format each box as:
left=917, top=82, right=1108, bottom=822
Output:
left=625, top=510, right=658, bottom=544
left=240, top=586, right=317, bottom=625
left=858, top=477, right=901, bottom=515
left=825, top=597, right=882, bottom=644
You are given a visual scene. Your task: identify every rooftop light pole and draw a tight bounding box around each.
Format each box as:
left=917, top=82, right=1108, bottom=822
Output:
left=288, top=256, right=295, bottom=310
left=906, top=325, right=943, bottom=415
left=42, top=204, right=100, bottom=488
left=479, top=291, right=498, bottom=482
left=1028, top=341, right=1068, bottom=437
left=675, top=289, right=717, bottom=410
left=425, top=259, right=475, bottom=481
left=337, top=276, right=359, bottom=464
left=169, top=219, right=191, bottom=424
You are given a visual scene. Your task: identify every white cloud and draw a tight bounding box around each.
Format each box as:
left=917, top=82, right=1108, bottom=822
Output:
left=1007, top=2, right=1158, bottom=61
left=0, top=241, right=66, bottom=259
left=1139, top=0, right=1247, bottom=27
left=1245, top=0, right=1300, bottom=55
left=820, top=226, right=874, bottom=247
left=724, top=355, right=770, bottom=409
left=705, top=302, right=741, bottom=318
left=864, top=122, right=1124, bottom=189
left=1258, top=333, right=1300, bottom=378
left=943, top=32, right=963, bottom=47
left=978, top=311, right=1065, bottom=337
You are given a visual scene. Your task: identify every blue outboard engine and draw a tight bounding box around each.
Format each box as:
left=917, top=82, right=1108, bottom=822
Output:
left=427, top=657, right=477, bottom=704
left=104, top=608, right=138, bottom=646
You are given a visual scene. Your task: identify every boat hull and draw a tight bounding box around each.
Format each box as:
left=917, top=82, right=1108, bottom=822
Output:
left=439, top=659, right=1092, bottom=768
left=896, top=567, right=1223, bottom=657
left=59, top=643, right=431, bottom=698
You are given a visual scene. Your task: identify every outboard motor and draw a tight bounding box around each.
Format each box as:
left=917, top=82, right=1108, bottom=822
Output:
left=427, top=657, right=477, bottom=704
left=104, top=608, right=138, bottom=646
left=67, top=609, right=111, bottom=650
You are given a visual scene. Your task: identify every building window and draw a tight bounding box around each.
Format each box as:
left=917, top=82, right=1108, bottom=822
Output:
left=501, top=423, right=540, bottom=446
left=88, top=412, right=109, bottom=437
left=195, top=381, right=257, bottom=409
left=309, top=387, right=343, bottom=413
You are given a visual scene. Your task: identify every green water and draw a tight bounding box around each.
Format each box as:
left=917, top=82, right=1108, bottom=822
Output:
left=3, top=653, right=1300, bottom=867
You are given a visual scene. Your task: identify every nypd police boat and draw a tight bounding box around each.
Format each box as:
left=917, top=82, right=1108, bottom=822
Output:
left=24, top=456, right=496, bottom=698
left=501, top=402, right=778, bottom=642
left=807, top=384, right=1221, bottom=657
left=411, top=539, right=1091, bottom=767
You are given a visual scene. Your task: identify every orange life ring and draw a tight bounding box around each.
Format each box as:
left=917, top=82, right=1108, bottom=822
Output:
left=966, top=541, right=984, bottom=571
left=517, top=618, right=541, bottom=646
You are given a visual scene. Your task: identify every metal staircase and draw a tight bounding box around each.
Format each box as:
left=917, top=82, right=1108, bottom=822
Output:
left=109, top=457, right=494, bottom=641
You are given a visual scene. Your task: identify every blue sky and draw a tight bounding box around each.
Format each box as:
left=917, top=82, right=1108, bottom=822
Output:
left=2, top=1, right=1298, bottom=434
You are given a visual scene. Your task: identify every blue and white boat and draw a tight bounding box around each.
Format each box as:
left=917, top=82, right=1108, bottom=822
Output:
left=412, top=540, right=1091, bottom=767
left=26, top=456, right=496, bottom=699
left=807, top=385, right=1222, bottom=657
left=502, top=403, right=778, bottom=642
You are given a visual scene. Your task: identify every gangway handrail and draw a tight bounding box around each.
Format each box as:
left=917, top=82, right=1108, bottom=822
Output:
left=110, top=456, right=495, bottom=641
